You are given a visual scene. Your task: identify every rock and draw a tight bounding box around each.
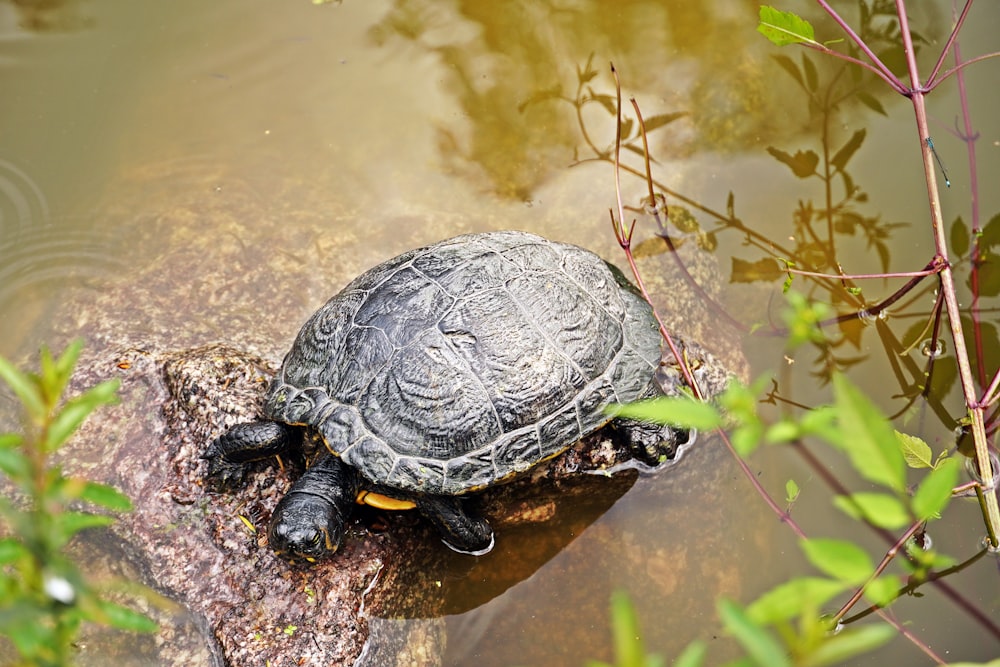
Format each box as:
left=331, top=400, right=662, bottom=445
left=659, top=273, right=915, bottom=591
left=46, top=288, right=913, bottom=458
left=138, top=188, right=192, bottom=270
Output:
left=59, top=333, right=731, bottom=666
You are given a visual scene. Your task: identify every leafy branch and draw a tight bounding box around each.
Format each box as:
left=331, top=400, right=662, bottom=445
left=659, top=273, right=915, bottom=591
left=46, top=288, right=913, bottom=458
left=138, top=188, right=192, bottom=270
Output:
left=0, top=341, right=156, bottom=666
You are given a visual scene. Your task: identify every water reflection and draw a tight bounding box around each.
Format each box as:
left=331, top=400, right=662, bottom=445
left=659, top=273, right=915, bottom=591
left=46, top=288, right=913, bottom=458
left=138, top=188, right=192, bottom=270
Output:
left=3, top=0, right=92, bottom=31
left=369, top=0, right=806, bottom=199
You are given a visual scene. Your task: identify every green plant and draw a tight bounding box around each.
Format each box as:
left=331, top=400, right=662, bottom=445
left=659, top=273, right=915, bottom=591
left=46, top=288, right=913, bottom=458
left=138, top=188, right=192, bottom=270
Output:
left=585, top=590, right=669, bottom=667
left=581, top=0, right=1000, bottom=663
left=0, top=340, right=156, bottom=666
left=615, top=290, right=974, bottom=664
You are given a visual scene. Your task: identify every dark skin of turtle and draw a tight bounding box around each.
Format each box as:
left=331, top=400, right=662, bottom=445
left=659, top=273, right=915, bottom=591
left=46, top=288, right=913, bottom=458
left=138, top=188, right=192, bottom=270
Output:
left=203, top=412, right=683, bottom=561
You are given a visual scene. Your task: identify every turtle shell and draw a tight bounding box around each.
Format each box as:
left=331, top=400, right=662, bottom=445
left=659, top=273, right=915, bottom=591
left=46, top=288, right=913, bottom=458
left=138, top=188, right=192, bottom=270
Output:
left=263, top=230, right=662, bottom=495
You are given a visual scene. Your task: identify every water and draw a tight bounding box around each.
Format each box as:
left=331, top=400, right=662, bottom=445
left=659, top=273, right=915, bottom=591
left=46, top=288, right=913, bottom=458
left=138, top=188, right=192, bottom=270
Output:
left=1, top=1, right=999, bottom=665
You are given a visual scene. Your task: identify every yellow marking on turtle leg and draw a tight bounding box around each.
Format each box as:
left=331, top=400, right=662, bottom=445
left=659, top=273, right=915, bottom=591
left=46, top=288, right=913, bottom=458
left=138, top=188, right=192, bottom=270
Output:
left=356, top=490, right=416, bottom=511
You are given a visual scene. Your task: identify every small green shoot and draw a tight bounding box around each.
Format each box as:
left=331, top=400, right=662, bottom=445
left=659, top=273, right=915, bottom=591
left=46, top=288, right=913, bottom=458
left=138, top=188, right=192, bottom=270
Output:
left=586, top=590, right=664, bottom=667
left=0, top=341, right=157, bottom=666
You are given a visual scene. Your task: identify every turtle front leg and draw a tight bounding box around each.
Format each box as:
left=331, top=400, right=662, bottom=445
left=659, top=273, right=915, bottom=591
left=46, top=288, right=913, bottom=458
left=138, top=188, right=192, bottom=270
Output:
left=268, top=451, right=360, bottom=563
left=202, top=420, right=299, bottom=486
left=415, top=496, right=495, bottom=556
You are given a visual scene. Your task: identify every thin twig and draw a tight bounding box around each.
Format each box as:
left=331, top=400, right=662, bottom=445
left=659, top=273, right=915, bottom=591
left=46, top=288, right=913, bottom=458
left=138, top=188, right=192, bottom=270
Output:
left=894, top=0, right=1000, bottom=546
left=813, top=0, right=908, bottom=93
left=924, top=0, right=975, bottom=86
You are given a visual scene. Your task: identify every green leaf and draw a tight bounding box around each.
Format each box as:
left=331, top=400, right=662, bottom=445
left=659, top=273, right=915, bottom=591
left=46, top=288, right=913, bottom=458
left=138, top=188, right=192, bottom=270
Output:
left=79, top=481, right=133, bottom=512
left=757, top=6, right=817, bottom=47
left=44, top=379, right=120, bottom=452
left=746, top=577, right=845, bottom=624
left=833, top=493, right=910, bottom=530
left=804, top=624, right=896, bottom=667
left=783, top=291, right=833, bottom=348
left=51, top=511, right=116, bottom=548
left=800, top=538, right=873, bottom=585
left=608, top=590, right=645, bottom=667
left=718, top=379, right=767, bottom=457
left=831, top=130, right=866, bottom=172
left=0, top=446, right=31, bottom=483
left=731, top=419, right=764, bottom=458
left=950, top=216, right=969, bottom=258
left=37, top=340, right=84, bottom=408
left=1, top=607, right=53, bottom=658
left=765, top=420, right=799, bottom=443
left=831, top=374, right=906, bottom=492
left=911, top=456, right=959, bottom=521
left=896, top=431, right=933, bottom=469
left=0, top=537, right=28, bottom=564
left=613, top=398, right=722, bottom=431
left=799, top=406, right=838, bottom=440
left=785, top=479, right=800, bottom=503
left=673, top=641, right=707, bottom=667
left=93, top=599, right=158, bottom=633
left=0, top=355, right=45, bottom=422
left=731, top=257, right=783, bottom=283
left=767, top=146, right=819, bottom=178
left=718, top=599, right=791, bottom=667
left=54, top=339, right=84, bottom=386
left=862, top=575, right=900, bottom=607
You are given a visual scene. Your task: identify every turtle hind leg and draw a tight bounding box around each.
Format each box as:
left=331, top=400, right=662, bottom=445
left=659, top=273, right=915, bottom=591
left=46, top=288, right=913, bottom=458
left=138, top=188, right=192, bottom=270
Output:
left=202, top=420, right=299, bottom=486
left=609, top=417, right=693, bottom=469
left=415, top=496, right=495, bottom=556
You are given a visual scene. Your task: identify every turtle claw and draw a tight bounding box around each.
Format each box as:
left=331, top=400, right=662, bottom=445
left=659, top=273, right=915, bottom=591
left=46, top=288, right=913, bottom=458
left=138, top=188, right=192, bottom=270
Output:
left=443, top=531, right=495, bottom=557
left=201, top=421, right=297, bottom=488
left=204, top=456, right=249, bottom=487
left=201, top=440, right=250, bottom=487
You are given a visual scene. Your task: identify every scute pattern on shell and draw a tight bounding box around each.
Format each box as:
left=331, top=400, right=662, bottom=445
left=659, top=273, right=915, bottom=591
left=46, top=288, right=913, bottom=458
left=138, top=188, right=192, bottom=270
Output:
left=263, top=231, right=662, bottom=495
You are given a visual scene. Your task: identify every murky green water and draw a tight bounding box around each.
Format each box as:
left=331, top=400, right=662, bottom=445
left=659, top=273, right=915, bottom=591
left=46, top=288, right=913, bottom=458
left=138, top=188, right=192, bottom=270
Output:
left=2, top=0, right=998, bottom=665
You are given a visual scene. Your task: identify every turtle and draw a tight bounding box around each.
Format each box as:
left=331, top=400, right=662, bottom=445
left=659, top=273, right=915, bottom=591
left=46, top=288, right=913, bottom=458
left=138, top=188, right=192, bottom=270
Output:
left=202, top=230, right=690, bottom=562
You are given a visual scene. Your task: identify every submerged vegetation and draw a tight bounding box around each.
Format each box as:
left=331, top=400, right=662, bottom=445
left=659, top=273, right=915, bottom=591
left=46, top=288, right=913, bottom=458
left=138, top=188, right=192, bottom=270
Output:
left=582, top=1, right=1000, bottom=665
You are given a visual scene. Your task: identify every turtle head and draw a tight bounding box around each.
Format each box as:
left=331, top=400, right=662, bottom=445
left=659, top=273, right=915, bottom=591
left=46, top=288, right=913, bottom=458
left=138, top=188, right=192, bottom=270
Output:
left=268, top=490, right=344, bottom=563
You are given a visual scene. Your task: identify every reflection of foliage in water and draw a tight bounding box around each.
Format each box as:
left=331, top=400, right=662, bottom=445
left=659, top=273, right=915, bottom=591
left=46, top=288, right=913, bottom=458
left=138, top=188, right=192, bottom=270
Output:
left=547, top=6, right=964, bottom=404
left=4, top=0, right=93, bottom=31
left=367, top=0, right=899, bottom=198
left=601, top=4, right=1000, bottom=665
